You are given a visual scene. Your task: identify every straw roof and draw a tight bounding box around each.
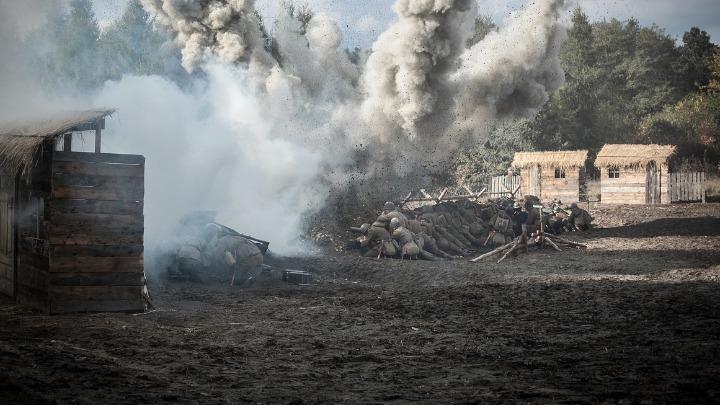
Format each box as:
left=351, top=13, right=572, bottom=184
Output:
left=512, top=150, right=589, bottom=169
left=0, top=109, right=114, bottom=175
left=595, top=144, right=676, bottom=168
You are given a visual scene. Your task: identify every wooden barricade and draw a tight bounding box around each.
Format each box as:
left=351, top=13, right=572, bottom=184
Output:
left=47, top=151, right=145, bottom=313
left=668, top=172, right=706, bottom=203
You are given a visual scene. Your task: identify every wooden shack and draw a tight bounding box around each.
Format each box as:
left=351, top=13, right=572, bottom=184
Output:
left=0, top=109, right=146, bottom=313
left=512, top=150, right=589, bottom=203
left=595, top=144, right=676, bottom=205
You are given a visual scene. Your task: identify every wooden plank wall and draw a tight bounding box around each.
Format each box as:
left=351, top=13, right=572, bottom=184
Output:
left=0, top=174, right=15, bottom=297
left=669, top=172, right=706, bottom=203
left=539, top=168, right=581, bottom=203
left=15, top=142, right=53, bottom=311
left=600, top=167, right=647, bottom=204
left=48, top=151, right=145, bottom=314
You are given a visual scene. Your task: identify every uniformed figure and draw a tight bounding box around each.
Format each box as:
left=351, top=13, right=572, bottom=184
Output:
left=360, top=221, right=397, bottom=258
left=568, top=203, right=593, bottom=231
left=204, top=223, right=264, bottom=286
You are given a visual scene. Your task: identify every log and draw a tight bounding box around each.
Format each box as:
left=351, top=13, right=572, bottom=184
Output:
left=545, top=234, right=587, bottom=248
left=497, top=240, right=520, bottom=264
left=470, top=239, right=516, bottom=262
left=544, top=237, right=562, bottom=252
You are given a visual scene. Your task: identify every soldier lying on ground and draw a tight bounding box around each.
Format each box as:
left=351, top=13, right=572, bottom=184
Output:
left=390, top=217, right=437, bottom=260
left=172, top=221, right=266, bottom=286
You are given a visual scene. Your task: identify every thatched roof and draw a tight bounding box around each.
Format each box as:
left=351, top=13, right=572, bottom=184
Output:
left=595, top=144, right=676, bottom=168
left=0, top=109, right=114, bottom=175
left=512, top=150, right=589, bottom=169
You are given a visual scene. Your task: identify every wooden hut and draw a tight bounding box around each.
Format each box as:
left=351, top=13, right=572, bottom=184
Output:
left=0, top=109, right=146, bottom=313
left=595, top=144, right=676, bottom=205
left=512, top=150, right=589, bottom=203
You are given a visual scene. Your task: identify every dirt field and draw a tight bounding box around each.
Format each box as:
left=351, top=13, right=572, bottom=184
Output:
left=1, top=204, right=720, bottom=404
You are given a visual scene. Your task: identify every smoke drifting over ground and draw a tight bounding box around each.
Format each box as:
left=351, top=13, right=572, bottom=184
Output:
left=0, top=0, right=567, bottom=254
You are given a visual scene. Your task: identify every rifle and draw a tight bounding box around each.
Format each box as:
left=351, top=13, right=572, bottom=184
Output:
left=211, top=222, right=270, bottom=254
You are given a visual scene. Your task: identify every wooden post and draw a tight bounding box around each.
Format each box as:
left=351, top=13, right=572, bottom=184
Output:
left=95, top=127, right=102, bottom=153
left=63, top=133, right=72, bottom=152
left=702, top=172, right=706, bottom=203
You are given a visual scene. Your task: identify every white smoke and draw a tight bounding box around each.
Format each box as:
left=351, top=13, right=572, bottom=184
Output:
left=0, top=0, right=69, bottom=121
left=94, top=65, right=327, bottom=254
left=0, top=0, right=568, bottom=255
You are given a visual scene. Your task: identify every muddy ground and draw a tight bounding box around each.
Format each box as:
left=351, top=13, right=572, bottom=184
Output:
left=1, top=204, right=720, bottom=404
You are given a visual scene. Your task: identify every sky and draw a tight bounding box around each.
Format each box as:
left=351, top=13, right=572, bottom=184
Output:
left=91, top=0, right=720, bottom=48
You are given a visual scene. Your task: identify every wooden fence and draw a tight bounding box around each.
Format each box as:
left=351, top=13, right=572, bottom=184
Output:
left=487, top=175, right=522, bottom=198
left=669, top=172, right=705, bottom=203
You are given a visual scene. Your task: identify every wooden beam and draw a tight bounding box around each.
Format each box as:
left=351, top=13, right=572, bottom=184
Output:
left=95, top=128, right=101, bottom=153
left=63, top=133, right=72, bottom=152
left=436, top=188, right=449, bottom=203
left=54, top=151, right=145, bottom=165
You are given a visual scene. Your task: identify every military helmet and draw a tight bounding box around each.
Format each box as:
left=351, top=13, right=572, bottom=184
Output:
left=359, top=223, right=371, bottom=233
left=570, top=202, right=579, bottom=209
left=371, top=221, right=386, bottom=228
left=383, top=201, right=396, bottom=211
left=390, top=217, right=401, bottom=229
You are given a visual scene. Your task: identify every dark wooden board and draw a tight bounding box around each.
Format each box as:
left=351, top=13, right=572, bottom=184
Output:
left=16, top=265, right=49, bottom=291
left=0, top=277, right=13, bottom=298
left=49, top=233, right=143, bottom=246
left=52, top=185, right=144, bottom=202
left=48, top=222, right=144, bottom=236
left=48, top=199, right=143, bottom=215
left=50, top=257, right=143, bottom=273
left=50, top=272, right=144, bottom=287
left=50, top=244, right=144, bottom=258
left=16, top=285, right=50, bottom=313
left=49, top=212, right=143, bottom=227
left=53, top=160, right=144, bottom=177
left=18, top=252, right=49, bottom=270
left=50, top=298, right=144, bottom=314
left=52, top=173, right=144, bottom=190
left=54, top=151, right=145, bottom=165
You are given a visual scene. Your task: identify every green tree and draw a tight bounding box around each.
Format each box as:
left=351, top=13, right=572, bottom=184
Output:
left=60, top=0, right=102, bottom=91
left=98, top=0, right=166, bottom=81
left=681, top=27, right=718, bottom=90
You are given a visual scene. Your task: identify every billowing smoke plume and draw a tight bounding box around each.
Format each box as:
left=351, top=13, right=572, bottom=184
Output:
left=0, top=0, right=568, bottom=254
left=140, top=0, right=276, bottom=84
left=361, top=0, right=478, bottom=139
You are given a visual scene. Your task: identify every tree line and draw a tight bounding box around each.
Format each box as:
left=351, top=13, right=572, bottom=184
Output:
left=456, top=8, right=719, bottom=184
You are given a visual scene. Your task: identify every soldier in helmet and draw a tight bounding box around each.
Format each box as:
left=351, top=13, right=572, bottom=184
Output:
left=377, top=201, right=408, bottom=228
left=360, top=220, right=398, bottom=258
left=390, top=217, right=437, bottom=260
left=203, top=223, right=264, bottom=286
left=568, top=202, right=593, bottom=231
